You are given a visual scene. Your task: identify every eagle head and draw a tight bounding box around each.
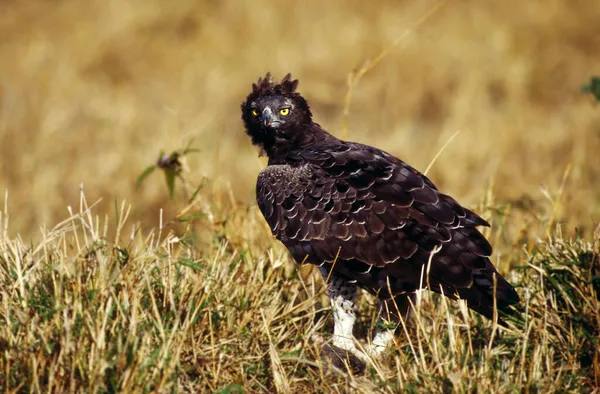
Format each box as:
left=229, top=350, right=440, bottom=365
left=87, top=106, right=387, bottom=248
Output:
left=241, top=73, right=313, bottom=155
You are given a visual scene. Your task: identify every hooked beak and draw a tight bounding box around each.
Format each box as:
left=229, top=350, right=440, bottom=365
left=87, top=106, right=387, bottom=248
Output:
left=262, top=107, right=275, bottom=128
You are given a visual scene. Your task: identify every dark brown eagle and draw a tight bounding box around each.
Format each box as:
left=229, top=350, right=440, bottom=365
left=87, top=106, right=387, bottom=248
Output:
left=241, top=73, right=519, bottom=362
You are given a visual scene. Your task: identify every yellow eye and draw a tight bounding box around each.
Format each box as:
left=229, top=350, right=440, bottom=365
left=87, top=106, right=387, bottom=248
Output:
left=252, top=109, right=259, bottom=117
left=279, top=108, right=290, bottom=116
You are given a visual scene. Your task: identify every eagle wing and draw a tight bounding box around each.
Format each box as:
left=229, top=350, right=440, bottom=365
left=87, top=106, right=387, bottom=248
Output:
left=256, top=142, right=519, bottom=316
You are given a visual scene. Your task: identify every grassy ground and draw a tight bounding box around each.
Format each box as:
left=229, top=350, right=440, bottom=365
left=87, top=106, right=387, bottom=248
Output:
left=0, top=189, right=598, bottom=392
left=0, top=0, right=599, bottom=392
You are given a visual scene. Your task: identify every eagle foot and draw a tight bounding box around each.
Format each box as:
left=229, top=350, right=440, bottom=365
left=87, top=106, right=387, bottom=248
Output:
left=321, top=343, right=367, bottom=374
left=312, top=334, right=367, bottom=374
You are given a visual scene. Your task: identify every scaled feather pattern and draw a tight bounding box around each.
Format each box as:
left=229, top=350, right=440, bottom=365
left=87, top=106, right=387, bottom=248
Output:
left=242, top=73, right=519, bottom=320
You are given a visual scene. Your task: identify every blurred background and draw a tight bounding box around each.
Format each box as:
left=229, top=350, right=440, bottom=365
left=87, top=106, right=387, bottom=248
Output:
left=0, top=0, right=598, bottom=250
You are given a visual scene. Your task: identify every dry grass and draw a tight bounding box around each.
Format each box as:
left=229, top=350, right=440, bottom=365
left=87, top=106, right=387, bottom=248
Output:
left=0, top=0, right=599, bottom=392
left=0, top=188, right=598, bottom=393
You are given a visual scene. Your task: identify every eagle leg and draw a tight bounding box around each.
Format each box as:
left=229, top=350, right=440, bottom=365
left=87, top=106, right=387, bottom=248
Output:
left=365, top=293, right=416, bottom=357
left=319, top=267, right=365, bottom=360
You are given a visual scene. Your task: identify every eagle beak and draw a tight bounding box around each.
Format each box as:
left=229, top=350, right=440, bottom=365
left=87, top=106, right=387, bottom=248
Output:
left=262, top=107, right=275, bottom=128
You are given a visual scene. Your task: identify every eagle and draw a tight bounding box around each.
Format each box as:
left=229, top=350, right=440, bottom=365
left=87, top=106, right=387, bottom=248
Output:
left=241, top=73, right=519, bottom=362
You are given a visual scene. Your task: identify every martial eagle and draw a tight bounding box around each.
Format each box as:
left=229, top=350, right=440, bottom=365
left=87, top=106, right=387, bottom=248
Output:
left=241, top=73, right=519, bottom=363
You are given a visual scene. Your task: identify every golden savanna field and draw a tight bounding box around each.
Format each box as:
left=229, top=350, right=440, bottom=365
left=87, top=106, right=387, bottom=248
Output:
left=0, top=0, right=599, bottom=392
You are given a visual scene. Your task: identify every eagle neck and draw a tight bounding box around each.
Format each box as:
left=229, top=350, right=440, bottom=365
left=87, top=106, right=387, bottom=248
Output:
left=265, top=123, right=338, bottom=165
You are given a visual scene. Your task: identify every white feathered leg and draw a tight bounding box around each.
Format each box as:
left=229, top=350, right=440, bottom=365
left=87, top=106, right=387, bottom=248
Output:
left=365, top=293, right=416, bottom=357
left=331, top=295, right=358, bottom=351
left=365, top=329, right=395, bottom=357
left=319, top=267, right=416, bottom=362
left=319, top=267, right=367, bottom=361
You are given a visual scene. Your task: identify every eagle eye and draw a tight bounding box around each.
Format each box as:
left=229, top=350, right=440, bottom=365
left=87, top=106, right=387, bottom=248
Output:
left=279, top=108, right=290, bottom=116
left=251, top=109, right=259, bottom=117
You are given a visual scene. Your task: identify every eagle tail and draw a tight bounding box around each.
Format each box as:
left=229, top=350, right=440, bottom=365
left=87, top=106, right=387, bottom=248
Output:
left=430, top=259, right=520, bottom=322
